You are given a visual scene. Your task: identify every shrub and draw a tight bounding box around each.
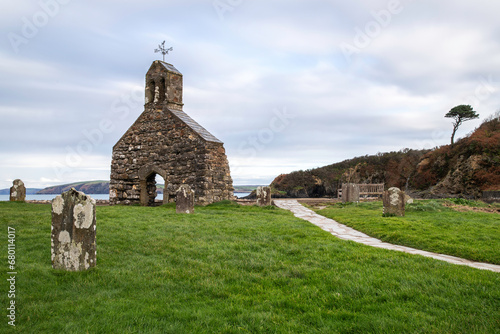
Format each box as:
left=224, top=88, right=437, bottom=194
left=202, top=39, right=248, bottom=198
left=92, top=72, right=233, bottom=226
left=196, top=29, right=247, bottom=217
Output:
left=406, top=200, right=444, bottom=212
left=445, top=198, right=478, bottom=207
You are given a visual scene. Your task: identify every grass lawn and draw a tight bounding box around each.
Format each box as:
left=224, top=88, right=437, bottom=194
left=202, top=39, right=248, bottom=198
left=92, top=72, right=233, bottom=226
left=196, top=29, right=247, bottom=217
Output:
left=0, top=201, right=499, bottom=333
left=314, top=200, right=500, bottom=265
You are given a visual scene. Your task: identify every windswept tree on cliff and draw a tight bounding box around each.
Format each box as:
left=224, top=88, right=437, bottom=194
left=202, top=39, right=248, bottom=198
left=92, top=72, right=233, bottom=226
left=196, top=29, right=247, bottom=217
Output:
left=445, top=105, right=479, bottom=145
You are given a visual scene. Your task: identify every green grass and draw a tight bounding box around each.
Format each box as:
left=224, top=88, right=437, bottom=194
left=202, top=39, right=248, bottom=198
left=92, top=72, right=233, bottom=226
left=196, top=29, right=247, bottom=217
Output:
left=315, top=200, right=500, bottom=265
left=0, top=201, right=499, bottom=333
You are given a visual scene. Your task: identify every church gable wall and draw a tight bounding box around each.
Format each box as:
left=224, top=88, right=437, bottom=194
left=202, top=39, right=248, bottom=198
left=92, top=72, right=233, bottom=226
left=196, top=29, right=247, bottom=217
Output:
left=110, top=107, right=231, bottom=206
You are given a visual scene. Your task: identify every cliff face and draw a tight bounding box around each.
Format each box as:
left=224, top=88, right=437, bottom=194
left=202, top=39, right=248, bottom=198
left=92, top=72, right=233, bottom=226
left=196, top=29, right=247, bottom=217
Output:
left=271, top=149, right=427, bottom=198
left=271, top=116, right=500, bottom=199
left=414, top=115, right=500, bottom=197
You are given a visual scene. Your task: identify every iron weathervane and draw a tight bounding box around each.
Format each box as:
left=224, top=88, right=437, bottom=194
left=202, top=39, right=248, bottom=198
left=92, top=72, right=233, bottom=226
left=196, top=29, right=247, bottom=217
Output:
left=155, top=41, right=173, bottom=61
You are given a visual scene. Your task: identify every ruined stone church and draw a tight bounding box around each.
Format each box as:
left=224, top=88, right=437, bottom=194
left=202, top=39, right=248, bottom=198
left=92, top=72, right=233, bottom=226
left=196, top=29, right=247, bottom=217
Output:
left=110, top=60, right=233, bottom=206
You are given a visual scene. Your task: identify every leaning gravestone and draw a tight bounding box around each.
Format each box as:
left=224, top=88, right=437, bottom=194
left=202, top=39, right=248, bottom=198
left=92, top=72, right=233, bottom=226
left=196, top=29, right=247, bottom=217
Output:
left=405, top=194, right=414, bottom=205
left=9, top=179, right=26, bottom=202
left=383, top=187, right=406, bottom=217
left=256, top=186, right=272, bottom=206
left=342, top=183, right=360, bottom=203
left=51, top=188, right=96, bottom=271
left=176, top=184, right=194, bottom=214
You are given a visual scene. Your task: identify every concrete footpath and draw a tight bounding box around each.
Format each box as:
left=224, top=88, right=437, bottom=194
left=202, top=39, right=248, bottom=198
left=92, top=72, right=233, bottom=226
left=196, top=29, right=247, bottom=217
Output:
left=274, top=199, right=500, bottom=273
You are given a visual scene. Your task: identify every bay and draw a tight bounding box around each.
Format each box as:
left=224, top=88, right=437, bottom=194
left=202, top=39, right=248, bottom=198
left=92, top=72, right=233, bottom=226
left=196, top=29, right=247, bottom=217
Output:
left=1, top=192, right=251, bottom=201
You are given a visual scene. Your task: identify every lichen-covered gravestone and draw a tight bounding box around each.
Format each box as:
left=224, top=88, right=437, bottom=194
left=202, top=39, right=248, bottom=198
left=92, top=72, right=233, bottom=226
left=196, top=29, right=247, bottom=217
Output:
left=9, top=179, right=26, bottom=202
left=165, top=183, right=176, bottom=204
left=256, top=186, right=272, bottom=206
left=51, top=188, right=96, bottom=271
left=342, top=183, right=360, bottom=203
left=405, top=194, right=414, bottom=205
left=176, top=185, right=194, bottom=214
left=383, top=187, right=406, bottom=217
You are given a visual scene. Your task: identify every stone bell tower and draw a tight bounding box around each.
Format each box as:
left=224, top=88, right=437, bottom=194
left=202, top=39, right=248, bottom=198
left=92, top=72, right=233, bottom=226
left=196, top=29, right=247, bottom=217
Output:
left=145, top=61, right=183, bottom=110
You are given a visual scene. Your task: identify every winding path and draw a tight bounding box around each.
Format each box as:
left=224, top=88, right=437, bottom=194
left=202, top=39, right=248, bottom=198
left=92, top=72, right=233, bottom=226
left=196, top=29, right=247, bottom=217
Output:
left=273, top=199, right=500, bottom=273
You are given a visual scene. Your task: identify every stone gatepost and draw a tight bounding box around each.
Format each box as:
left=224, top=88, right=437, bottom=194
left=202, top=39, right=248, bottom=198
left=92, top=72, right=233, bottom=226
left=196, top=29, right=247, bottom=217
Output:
left=342, top=183, right=360, bottom=203
left=51, top=188, right=96, bottom=271
left=256, top=186, right=272, bottom=206
left=9, top=179, right=26, bottom=202
left=383, top=187, right=406, bottom=217
left=176, top=185, right=194, bottom=214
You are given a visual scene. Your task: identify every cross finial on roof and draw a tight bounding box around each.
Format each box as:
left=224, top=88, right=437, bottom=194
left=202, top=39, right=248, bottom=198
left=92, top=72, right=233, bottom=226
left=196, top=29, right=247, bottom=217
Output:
left=154, top=41, right=173, bottom=62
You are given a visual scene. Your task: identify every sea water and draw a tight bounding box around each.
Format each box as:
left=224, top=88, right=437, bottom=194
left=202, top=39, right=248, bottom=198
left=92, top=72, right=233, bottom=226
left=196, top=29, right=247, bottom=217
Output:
left=0, top=192, right=251, bottom=201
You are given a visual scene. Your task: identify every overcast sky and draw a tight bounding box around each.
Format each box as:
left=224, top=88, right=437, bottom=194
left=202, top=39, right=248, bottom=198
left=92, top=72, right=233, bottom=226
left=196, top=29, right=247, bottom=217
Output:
left=1, top=0, right=499, bottom=189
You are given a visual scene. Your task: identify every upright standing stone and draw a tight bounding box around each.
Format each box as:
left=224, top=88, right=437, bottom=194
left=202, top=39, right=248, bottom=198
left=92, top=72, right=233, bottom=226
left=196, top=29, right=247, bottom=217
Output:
left=342, top=183, right=360, bottom=203
left=256, top=186, right=272, bottom=206
left=9, top=179, right=26, bottom=202
left=51, top=188, right=96, bottom=271
left=383, top=187, right=406, bottom=217
left=176, top=185, right=194, bottom=214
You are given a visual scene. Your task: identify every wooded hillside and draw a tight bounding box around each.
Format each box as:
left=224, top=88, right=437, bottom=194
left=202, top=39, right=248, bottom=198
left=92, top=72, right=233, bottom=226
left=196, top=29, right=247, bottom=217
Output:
left=271, top=115, right=500, bottom=199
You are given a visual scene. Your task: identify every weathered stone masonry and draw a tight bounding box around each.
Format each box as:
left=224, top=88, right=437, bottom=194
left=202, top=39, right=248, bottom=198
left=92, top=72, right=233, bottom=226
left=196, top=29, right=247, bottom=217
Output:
left=110, top=61, right=233, bottom=206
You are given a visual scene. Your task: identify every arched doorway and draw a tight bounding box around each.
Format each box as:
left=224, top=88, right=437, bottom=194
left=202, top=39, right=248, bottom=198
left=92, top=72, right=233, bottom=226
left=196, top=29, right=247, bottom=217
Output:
left=139, top=164, right=169, bottom=206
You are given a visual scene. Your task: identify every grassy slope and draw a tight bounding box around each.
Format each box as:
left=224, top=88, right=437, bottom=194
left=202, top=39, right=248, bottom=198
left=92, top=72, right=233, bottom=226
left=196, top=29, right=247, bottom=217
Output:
left=0, top=202, right=499, bottom=333
left=233, top=185, right=262, bottom=192
left=315, top=200, right=500, bottom=265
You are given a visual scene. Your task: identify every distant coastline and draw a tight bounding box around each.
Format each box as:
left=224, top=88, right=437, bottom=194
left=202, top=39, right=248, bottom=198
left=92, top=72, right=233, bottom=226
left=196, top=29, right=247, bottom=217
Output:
left=0, top=181, right=262, bottom=197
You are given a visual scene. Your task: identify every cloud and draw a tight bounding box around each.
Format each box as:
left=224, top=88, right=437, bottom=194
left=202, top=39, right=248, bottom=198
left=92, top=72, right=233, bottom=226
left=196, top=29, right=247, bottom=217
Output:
left=0, top=0, right=499, bottom=189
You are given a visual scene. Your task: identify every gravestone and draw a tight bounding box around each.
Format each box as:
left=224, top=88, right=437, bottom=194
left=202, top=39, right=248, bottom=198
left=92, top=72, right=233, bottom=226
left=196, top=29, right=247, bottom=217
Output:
left=176, top=184, right=194, bottom=214
left=256, top=186, right=272, bottom=206
left=383, top=187, right=406, bottom=217
left=165, top=183, right=176, bottom=203
left=9, top=179, right=26, bottom=202
left=405, top=194, right=414, bottom=204
left=342, top=183, right=360, bottom=203
left=51, top=188, right=96, bottom=271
